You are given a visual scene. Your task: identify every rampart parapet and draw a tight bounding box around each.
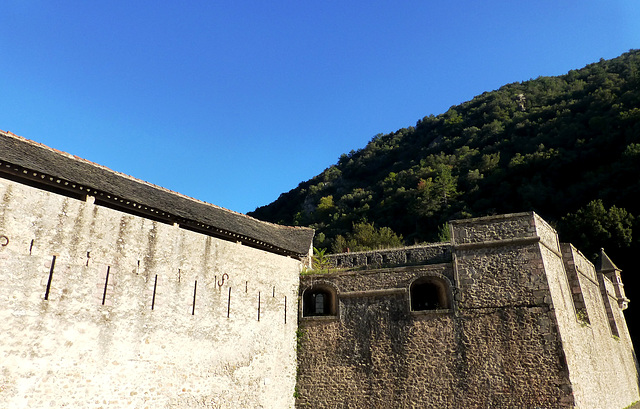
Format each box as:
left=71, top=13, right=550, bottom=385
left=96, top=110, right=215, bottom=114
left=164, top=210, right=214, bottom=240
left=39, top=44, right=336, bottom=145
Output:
left=297, top=212, right=639, bottom=409
left=327, top=242, right=451, bottom=270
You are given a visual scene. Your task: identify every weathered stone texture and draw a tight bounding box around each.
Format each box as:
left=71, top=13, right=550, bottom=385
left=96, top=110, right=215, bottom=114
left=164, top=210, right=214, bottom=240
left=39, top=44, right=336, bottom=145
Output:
left=297, top=272, right=571, bottom=408
left=327, top=243, right=450, bottom=270
left=450, top=212, right=536, bottom=244
left=0, top=178, right=301, bottom=409
left=545, top=241, right=639, bottom=409
left=304, top=264, right=453, bottom=294
left=297, top=212, right=639, bottom=408
left=455, top=245, right=548, bottom=309
left=535, top=213, right=562, bottom=252
left=562, top=244, right=592, bottom=314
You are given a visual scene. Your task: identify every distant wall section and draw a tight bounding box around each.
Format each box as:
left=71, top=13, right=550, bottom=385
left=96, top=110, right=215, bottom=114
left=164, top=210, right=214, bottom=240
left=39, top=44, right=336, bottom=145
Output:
left=550, top=239, right=639, bottom=408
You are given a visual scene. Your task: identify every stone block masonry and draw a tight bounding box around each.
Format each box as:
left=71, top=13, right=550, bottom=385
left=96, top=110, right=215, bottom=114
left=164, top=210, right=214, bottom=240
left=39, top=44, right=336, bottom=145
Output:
left=297, top=212, right=639, bottom=408
left=0, top=178, right=302, bottom=409
left=327, top=243, right=451, bottom=270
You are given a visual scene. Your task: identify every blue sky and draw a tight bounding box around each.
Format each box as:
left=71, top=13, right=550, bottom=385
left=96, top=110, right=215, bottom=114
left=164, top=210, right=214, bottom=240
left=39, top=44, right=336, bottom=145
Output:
left=1, top=1, right=639, bottom=214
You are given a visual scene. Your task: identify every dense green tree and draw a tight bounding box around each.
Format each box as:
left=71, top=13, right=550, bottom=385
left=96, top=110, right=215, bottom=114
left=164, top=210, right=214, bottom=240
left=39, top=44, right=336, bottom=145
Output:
left=558, top=200, right=634, bottom=259
left=250, top=49, right=640, bottom=262
left=331, top=222, right=403, bottom=253
left=250, top=49, right=640, bottom=345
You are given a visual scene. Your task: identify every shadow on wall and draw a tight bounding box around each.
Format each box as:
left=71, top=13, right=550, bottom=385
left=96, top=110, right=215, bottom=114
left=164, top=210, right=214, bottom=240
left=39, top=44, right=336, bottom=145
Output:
left=302, top=284, right=337, bottom=317
left=410, top=276, right=451, bottom=311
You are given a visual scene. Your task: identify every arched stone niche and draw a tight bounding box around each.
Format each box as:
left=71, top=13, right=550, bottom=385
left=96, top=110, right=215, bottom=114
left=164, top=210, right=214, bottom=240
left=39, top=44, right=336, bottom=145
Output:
left=409, top=274, right=452, bottom=312
left=302, top=282, right=338, bottom=317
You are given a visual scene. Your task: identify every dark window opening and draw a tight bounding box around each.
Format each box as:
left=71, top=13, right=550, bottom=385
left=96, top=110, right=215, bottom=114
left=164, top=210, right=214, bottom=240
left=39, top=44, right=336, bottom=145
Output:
left=315, top=293, right=325, bottom=313
left=303, top=287, right=336, bottom=317
left=410, top=278, right=450, bottom=311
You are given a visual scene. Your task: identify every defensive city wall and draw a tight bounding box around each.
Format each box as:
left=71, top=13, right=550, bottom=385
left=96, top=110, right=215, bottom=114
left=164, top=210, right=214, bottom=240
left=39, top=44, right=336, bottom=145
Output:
left=0, top=130, right=314, bottom=408
left=297, top=213, right=639, bottom=408
left=1, top=130, right=639, bottom=408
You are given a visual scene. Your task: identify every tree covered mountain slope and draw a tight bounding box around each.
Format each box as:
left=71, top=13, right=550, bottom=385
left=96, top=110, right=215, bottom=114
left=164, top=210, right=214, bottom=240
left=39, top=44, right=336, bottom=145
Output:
left=251, top=50, right=640, bottom=267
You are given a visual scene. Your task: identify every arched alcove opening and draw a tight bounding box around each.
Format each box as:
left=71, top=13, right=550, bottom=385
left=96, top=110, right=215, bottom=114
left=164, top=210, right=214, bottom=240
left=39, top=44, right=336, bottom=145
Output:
left=302, top=285, right=337, bottom=317
left=410, top=276, right=450, bottom=311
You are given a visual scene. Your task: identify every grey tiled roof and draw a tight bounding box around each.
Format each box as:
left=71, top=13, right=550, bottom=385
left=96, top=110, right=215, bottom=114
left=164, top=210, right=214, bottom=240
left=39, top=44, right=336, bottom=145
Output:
left=0, top=130, right=314, bottom=258
left=596, top=248, right=620, bottom=272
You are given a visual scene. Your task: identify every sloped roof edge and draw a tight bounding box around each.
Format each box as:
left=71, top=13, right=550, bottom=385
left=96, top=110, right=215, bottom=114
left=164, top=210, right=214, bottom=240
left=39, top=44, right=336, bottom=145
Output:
left=596, top=248, right=620, bottom=272
left=0, top=130, right=314, bottom=258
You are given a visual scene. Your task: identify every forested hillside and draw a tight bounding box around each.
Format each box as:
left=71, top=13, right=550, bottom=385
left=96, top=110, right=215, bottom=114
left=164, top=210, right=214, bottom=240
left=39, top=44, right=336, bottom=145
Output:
left=251, top=50, right=639, bottom=267
left=252, top=49, right=640, bottom=342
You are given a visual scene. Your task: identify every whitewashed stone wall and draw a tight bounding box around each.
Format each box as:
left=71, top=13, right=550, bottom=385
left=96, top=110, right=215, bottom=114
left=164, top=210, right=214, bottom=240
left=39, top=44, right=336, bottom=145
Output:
left=0, top=178, right=302, bottom=409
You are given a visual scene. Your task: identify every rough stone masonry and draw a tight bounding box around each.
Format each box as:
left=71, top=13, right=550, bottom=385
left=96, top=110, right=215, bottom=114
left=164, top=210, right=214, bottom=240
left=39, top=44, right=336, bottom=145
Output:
left=297, top=213, right=639, bottom=408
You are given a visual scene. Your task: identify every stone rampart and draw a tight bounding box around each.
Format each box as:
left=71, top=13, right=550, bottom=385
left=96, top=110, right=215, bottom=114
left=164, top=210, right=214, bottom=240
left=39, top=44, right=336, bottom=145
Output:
left=0, top=178, right=301, bottom=409
left=449, top=212, right=537, bottom=244
left=326, top=243, right=451, bottom=269
left=545, top=237, right=639, bottom=408
left=297, top=212, right=639, bottom=408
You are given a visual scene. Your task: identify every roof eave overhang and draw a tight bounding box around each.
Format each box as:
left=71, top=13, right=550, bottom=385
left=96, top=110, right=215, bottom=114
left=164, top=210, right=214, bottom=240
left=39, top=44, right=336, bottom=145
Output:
left=0, top=159, right=308, bottom=260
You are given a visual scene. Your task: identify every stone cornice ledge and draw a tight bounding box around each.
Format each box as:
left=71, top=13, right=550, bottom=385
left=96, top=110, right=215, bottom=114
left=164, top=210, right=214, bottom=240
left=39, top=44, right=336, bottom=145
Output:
left=339, top=288, right=407, bottom=298
left=453, top=236, right=541, bottom=250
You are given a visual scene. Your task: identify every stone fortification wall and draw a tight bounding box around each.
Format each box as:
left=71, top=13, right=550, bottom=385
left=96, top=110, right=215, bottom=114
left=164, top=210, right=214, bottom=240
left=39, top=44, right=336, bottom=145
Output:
left=557, top=243, right=640, bottom=409
left=326, top=243, right=450, bottom=269
left=298, top=286, right=567, bottom=407
left=450, top=214, right=555, bottom=311
left=297, top=264, right=459, bottom=408
left=303, top=264, right=453, bottom=294
left=0, top=178, right=301, bottom=409
left=298, top=214, right=565, bottom=408
left=450, top=212, right=538, bottom=244
left=450, top=213, right=575, bottom=408
left=297, top=212, right=639, bottom=408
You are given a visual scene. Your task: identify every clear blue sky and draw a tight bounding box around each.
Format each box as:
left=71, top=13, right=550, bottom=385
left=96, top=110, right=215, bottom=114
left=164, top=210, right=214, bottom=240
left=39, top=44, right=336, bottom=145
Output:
left=1, top=1, right=639, bottom=214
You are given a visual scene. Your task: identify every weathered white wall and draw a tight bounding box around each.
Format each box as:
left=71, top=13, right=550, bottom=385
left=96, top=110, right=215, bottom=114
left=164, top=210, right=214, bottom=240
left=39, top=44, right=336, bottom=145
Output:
left=0, top=178, right=302, bottom=408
